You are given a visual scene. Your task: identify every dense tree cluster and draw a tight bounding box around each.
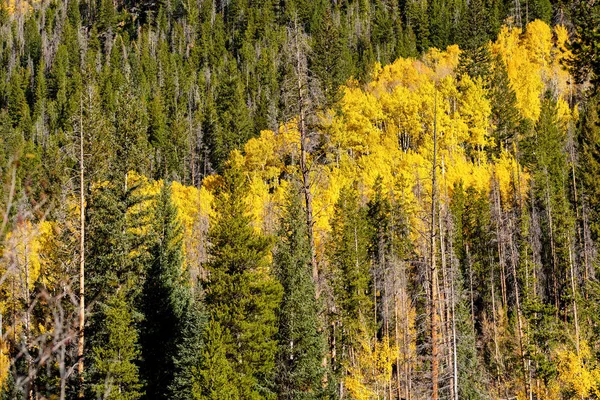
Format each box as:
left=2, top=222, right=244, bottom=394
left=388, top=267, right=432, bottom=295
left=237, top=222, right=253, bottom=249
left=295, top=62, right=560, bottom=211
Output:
left=1, top=0, right=600, bottom=399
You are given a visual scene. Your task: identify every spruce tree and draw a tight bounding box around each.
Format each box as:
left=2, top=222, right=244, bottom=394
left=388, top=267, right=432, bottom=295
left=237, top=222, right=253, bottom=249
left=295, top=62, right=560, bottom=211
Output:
left=569, top=0, right=600, bottom=91
left=90, top=289, right=143, bottom=400
left=210, top=60, right=252, bottom=172
left=428, top=0, right=451, bottom=50
left=274, top=183, right=325, bottom=400
left=85, top=180, right=150, bottom=396
left=456, top=0, right=492, bottom=81
left=577, top=95, right=600, bottom=239
left=527, top=0, right=553, bottom=23
left=312, top=6, right=349, bottom=106
left=140, top=182, right=202, bottom=399
left=168, top=291, right=205, bottom=400
left=489, top=54, right=522, bottom=154
left=202, top=162, right=282, bottom=399
left=198, top=321, right=239, bottom=400
left=328, top=185, right=374, bottom=377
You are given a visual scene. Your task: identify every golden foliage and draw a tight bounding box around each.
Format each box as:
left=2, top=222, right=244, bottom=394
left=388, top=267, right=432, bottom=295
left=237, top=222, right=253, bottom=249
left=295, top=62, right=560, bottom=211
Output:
left=491, top=20, right=573, bottom=122
left=550, top=342, right=600, bottom=399
left=345, top=321, right=397, bottom=400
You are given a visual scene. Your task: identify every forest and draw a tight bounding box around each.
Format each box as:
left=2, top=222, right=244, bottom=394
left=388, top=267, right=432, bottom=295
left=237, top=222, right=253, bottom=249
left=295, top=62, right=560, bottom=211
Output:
left=0, top=0, right=600, bottom=398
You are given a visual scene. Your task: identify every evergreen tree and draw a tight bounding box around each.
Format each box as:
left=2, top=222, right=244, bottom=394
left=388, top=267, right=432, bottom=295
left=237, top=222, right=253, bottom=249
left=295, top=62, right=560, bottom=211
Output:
left=202, top=162, right=282, bottom=399
left=85, top=182, right=150, bottom=397
left=456, top=0, right=493, bottom=80
left=209, top=60, right=252, bottom=172
left=274, top=183, right=325, bottom=399
left=198, top=320, right=239, bottom=400
left=8, top=69, right=31, bottom=132
left=328, top=186, right=374, bottom=376
left=113, top=90, right=151, bottom=180
left=489, top=54, right=522, bottom=154
left=91, top=289, right=144, bottom=400
left=140, top=182, right=201, bottom=399
left=577, top=95, right=600, bottom=239
left=168, top=291, right=205, bottom=400
left=406, top=0, right=430, bottom=53
left=521, top=95, right=574, bottom=310
left=569, top=0, right=600, bottom=90
left=312, top=7, right=349, bottom=106
left=526, top=0, right=553, bottom=23
left=428, top=0, right=451, bottom=50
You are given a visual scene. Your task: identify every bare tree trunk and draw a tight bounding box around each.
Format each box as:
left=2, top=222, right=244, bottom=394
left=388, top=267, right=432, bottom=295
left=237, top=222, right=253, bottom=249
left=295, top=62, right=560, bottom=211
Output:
left=568, top=243, right=580, bottom=354
left=439, top=201, right=453, bottom=398
left=467, top=244, right=475, bottom=335
left=447, top=214, right=459, bottom=400
left=507, top=214, right=531, bottom=400
left=78, top=97, right=85, bottom=398
left=430, top=90, right=440, bottom=400
left=24, top=244, right=33, bottom=400
left=490, top=265, right=501, bottom=386
left=291, top=17, right=317, bottom=286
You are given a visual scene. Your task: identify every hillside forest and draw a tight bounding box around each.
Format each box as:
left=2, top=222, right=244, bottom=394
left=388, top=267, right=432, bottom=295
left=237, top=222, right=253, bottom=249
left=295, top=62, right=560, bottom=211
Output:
left=1, top=0, right=600, bottom=399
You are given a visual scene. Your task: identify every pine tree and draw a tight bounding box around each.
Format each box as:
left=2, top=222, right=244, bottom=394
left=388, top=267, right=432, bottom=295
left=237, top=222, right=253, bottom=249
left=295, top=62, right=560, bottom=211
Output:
left=456, top=0, right=493, bottom=80
left=406, top=0, right=430, bottom=53
left=113, top=90, right=151, bottom=180
left=209, top=60, right=252, bottom=172
left=521, top=95, right=575, bottom=313
left=489, top=54, right=522, bottom=154
left=577, top=95, right=600, bottom=239
left=168, top=291, right=205, bottom=400
left=198, top=321, right=239, bottom=400
left=91, top=289, right=143, bottom=400
left=311, top=7, right=349, bottom=106
left=8, top=69, right=31, bottom=132
left=85, top=180, right=150, bottom=397
left=274, top=183, right=325, bottom=400
left=428, top=0, right=451, bottom=50
left=569, top=0, right=600, bottom=91
left=202, top=162, right=282, bottom=399
left=526, top=0, right=553, bottom=24
left=140, top=182, right=201, bottom=399
left=328, top=185, right=374, bottom=381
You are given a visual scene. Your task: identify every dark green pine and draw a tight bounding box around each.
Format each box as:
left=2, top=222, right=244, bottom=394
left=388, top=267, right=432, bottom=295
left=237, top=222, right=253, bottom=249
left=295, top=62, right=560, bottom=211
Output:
left=140, top=182, right=199, bottom=399
left=577, top=96, right=600, bottom=240
left=274, top=183, right=325, bottom=400
left=201, top=162, right=282, bottom=400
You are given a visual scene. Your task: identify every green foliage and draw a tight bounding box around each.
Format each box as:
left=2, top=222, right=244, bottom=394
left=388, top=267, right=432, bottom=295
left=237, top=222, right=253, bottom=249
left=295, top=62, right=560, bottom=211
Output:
left=274, top=183, right=325, bottom=399
left=198, top=320, right=239, bottom=400
left=141, top=182, right=201, bottom=399
left=0, top=1, right=593, bottom=398
left=328, top=185, right=374, bottom=373
left=569, top=0, right=600, bottom=90
left=489, top=54, right=522, bottom=153
left=91, top=290, right=144, bottom=400
left=312, top=7, right=350, bottom=106
left=202, top=163, right=282, bottom=399
left=577, top=96, right=600, bottom=239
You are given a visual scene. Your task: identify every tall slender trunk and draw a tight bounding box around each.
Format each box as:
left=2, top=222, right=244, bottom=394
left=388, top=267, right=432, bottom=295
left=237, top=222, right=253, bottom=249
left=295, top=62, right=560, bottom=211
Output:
left=466, top=244, right=475, bottom=334
left=568, top=243, right=580, bottom=354
left=447, top=214, right=459, bottom=400
left=430, top=89, right=440, bottom=400
left=78, top=96, right=85, bottom=398
left=439, top=202, right=453, bottom=397
left=24, top=244, right=33, bottom=400
left=507, top=214, right=531, bottom=400
left=293, top=18, right=317, bottom=286
left=490, top=267, right=502, bottom=386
